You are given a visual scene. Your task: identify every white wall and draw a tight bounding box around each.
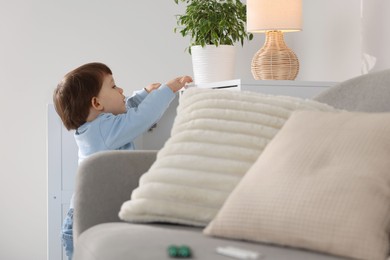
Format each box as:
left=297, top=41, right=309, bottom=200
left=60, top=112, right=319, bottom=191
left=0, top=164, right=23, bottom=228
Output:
left=362, top=0, right=390, bottom=73
left=0, top=0, right=381, bottom=259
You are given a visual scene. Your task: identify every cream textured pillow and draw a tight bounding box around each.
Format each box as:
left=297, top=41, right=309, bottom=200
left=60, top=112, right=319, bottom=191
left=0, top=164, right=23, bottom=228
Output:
left=119, top=88, right=336, bottom=227
left=204, top=111, right=390, bottom=260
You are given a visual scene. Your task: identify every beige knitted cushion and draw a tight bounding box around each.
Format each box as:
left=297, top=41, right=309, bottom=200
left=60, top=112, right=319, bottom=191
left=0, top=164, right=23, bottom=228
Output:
left=204, top=111, right=390, bottom=260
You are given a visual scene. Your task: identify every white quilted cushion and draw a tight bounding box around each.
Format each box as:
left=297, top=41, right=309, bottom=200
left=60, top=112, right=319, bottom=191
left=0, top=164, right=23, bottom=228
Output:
left=119, top=88, right=336, bottom=226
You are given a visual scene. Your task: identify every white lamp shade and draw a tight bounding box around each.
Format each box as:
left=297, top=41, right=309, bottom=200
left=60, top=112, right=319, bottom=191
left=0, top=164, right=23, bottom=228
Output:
left=247, top=0, right=302, bottom=32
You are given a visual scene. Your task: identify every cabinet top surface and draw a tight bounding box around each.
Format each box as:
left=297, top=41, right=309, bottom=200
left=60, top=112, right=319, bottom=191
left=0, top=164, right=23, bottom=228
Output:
left=241, top=79, right=337, bottom=87
left=191, top=79, right=337, bottom=88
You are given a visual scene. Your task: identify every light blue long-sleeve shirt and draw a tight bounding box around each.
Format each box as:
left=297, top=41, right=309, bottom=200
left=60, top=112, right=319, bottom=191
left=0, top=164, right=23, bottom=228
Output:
left=74, top=84, right=175, bottom=164
left=69, top=84, right=175, bottom=208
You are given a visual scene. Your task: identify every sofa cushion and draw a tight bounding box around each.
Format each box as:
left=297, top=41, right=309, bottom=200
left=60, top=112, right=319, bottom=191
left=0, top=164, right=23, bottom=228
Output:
left=74, top=223, right=344, bottom=260
left=119, top=88, right=336, bottom=226
left=204, top=111, right=390, bottom=260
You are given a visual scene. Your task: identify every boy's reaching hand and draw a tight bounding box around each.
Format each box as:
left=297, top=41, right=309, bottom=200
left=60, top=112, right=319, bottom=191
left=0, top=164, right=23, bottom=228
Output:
left=166, top=76, right=193, bottom=93
left=145, top=83, right=162, bottom=93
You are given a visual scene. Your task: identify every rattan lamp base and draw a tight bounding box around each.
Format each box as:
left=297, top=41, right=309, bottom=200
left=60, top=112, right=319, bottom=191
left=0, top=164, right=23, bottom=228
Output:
left=251, top=31, right=299, bottom=80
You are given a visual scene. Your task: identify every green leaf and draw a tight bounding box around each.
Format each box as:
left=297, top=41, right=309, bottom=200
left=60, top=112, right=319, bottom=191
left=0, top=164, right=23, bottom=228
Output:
left=173, top=0, right=252, bottom=52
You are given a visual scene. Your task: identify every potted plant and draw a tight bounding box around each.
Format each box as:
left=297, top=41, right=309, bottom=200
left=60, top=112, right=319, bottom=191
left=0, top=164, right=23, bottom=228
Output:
left=174, top=0, right=253, bottom=84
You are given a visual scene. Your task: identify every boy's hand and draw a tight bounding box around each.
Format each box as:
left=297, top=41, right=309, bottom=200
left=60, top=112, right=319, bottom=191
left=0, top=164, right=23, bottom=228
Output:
left=145, top=83, right=161, bottom=93
left=166, top=76, right=193, bottom=93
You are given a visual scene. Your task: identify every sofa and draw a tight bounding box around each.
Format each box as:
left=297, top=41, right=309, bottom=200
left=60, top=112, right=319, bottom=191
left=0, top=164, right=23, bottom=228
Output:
left=73, top=69, right=390, bottom=260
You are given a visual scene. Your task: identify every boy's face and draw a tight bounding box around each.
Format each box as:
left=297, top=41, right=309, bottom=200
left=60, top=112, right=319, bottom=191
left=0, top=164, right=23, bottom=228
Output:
left=97, top=74, right=126, bottom=115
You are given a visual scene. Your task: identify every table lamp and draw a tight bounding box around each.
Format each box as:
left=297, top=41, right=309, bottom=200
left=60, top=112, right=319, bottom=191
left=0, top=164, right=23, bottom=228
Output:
left=247, top=0, right=302, bottom=80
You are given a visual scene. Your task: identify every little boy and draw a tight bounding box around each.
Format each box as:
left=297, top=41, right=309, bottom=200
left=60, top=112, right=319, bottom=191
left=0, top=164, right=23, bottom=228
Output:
left=53, top=62, right=192, bottom=259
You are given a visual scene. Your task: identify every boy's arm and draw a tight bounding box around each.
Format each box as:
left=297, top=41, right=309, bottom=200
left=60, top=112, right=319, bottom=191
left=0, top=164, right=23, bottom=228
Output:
left=100, top=84, right=176, bottom=149
left=99, top=76, right=192, bottom=149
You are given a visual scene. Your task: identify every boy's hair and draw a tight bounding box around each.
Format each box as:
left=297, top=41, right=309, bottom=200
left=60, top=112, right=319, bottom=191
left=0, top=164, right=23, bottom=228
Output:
left=53, top=62, right=112, bottom=130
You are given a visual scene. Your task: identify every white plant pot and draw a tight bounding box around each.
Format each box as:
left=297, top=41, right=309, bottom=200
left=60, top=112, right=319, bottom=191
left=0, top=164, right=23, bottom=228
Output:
left=191, top=45, right=237, bottom=84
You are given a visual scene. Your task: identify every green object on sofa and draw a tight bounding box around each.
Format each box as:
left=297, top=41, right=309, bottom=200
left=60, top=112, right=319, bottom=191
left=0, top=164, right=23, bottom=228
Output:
left=167, top=245, right=178, bottom=257
left=167, top=245, right=191, bottom=258
left=73, top=69, right=390, bottom=260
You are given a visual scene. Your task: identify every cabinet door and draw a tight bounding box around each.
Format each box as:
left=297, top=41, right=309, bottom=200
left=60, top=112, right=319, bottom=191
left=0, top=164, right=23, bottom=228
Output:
left=48, top=105, right=77, bottom=260
left=140, top=95, right=179, bottom=150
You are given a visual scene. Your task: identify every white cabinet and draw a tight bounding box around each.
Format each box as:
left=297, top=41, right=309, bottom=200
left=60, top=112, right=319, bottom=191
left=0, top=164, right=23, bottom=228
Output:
left=241, top=79, right=335, bottom=98
left=142, top=79, right=336, bottom=149
left=47, top=80, right=335, bottom=260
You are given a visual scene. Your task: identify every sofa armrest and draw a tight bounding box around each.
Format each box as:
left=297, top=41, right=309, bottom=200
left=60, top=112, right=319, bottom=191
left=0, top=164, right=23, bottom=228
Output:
left=73, top=150, right=157, bottom=240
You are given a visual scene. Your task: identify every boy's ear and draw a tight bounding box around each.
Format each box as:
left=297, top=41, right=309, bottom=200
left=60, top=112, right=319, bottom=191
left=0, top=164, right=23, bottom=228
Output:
left=91, top=97, right=104, bottom=111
